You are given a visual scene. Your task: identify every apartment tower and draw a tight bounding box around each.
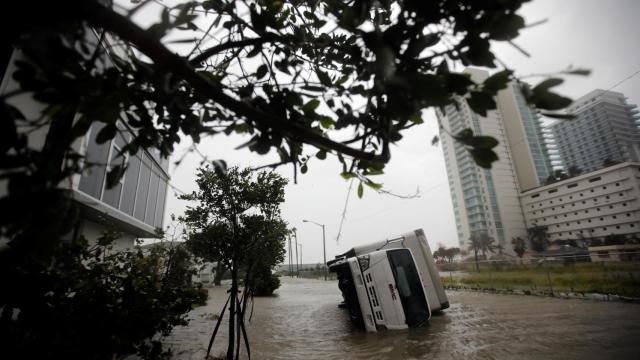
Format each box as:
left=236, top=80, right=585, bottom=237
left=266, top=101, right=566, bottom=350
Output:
left=437, top=68, right=552, bottom=251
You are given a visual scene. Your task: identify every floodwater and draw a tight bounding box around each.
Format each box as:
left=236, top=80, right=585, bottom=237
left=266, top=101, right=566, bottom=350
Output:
left=165, top=277, right=640, bottom=360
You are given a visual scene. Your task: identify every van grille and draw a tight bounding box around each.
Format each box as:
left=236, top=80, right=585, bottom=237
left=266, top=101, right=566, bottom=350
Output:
left=368, top=285, right=380, bottom=308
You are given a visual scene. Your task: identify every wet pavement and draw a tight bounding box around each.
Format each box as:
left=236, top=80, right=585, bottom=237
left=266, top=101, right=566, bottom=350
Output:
left=164, top=277, right=640, bottom=359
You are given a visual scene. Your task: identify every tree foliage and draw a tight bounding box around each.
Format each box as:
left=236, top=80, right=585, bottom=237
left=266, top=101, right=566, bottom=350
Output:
left=469, top=231, right=496, bottom=271
left=527, top=225, right=550, bottom=252
left=511, top=236, right=527, bottom=262
left=180, top=166, right=288, bottom=359
left=1, top=0, right=583, bottom=205
left=0, top=232, right=206, bottom=360
left=433, top=244, right=460, bottom=263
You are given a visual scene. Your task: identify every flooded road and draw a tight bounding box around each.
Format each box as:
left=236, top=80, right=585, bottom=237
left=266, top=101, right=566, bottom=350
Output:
left=165, top=277, right=640, bottom=359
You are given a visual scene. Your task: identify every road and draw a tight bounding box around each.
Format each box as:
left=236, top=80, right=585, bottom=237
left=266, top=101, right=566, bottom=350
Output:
left=164, top=277, right=640, bottom=359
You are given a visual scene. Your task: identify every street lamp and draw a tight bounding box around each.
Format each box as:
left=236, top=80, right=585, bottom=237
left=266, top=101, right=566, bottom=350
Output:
left=303, top=219, right=327, bottom=281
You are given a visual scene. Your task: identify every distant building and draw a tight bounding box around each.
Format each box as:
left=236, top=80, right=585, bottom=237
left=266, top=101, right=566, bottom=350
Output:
left=550, top=89, right=640, bottom=173
left=0, top=34, right=169, bottom=250
left=437, top=68, right=552, bottom=252
left=520, top=162, right=640, bottom=243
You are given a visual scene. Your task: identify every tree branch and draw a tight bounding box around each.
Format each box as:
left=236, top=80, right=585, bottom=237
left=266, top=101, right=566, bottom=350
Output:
left=190, top=34, right=281, bottom=66
left=77, top=1, right=386, bottom=163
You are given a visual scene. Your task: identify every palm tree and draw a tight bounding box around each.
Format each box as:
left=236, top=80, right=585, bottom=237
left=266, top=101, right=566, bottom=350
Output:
left=469, top=232, right=497, bottom=271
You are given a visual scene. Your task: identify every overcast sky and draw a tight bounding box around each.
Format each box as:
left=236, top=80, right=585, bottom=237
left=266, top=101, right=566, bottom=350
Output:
left=135, top=0, right=640, bottom=263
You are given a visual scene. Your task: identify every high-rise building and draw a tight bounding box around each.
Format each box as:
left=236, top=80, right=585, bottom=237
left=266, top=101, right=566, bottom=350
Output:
left=550, top=89, right=640, bottom=174
left=437, top=68, right=552, bottom=251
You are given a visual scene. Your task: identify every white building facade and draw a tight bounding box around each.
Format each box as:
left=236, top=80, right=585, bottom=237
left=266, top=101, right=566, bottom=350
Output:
left=437, top=68, right=551, bottom=251
left=0, top=34, right=169, bottom=249
left=520, top=162, right=640, bottom=242
left=550, top=89, right=640, bottom=173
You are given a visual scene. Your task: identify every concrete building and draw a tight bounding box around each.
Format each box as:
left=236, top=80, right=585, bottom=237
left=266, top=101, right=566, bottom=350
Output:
left=437, top=68, right=551, bottom=251
left=550, top=89, right=640, bottom=173
left=520, top=162, right=640, bottom=243
left=0, top=35, right=169, bottom=249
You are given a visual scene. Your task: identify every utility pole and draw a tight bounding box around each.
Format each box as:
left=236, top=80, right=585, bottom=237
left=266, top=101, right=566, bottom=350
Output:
left=303, top=219, right=328, bottom=281
left=288, top=234, right=293, bottom=277
left=299, top=244, right=303, bottom=274
left=294, top=229, right=299, bottom=277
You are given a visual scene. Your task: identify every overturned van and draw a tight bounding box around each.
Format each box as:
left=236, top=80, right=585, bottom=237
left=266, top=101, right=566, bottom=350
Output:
left=327, top=229, right=448, bottom=332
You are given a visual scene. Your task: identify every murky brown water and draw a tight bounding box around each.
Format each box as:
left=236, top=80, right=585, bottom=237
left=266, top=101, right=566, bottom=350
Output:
left=165, top=277, right=640, bottom=360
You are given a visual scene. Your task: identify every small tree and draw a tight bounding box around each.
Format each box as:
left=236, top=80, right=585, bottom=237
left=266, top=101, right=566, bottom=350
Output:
left=181, top=166, right=288, bottom=360
left=469, top=232, right=496, bottom=271
left=527, top=225, right=550, bottom=252
left=0, top=231, right=206, bottom=359
left=511, top=237, right=527, bottom=264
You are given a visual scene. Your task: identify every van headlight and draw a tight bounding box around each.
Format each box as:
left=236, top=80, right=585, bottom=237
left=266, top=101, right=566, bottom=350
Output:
left=358, top=255, right=370, bottom=271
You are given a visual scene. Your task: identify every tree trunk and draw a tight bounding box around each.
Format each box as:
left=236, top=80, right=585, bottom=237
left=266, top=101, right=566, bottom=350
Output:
left=227, top=266, right=237, bottom=360
left=474, top=248, right=479, bottom=272
left=213, top=261, right=225, bottom=286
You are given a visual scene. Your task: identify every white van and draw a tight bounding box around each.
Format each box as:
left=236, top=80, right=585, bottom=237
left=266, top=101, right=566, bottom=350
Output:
left=328, top=229, right=448, bottom=332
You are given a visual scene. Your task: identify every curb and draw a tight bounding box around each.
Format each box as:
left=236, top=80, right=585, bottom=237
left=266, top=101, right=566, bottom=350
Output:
left=444, top=285, right=640, bottom=304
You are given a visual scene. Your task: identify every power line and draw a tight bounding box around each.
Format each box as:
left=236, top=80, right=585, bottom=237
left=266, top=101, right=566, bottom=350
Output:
left=605, top=68, right=640, bottom=92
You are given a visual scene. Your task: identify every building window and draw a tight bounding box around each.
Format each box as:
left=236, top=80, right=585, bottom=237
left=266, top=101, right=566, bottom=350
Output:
left=616, top=182, right=620, bottom=186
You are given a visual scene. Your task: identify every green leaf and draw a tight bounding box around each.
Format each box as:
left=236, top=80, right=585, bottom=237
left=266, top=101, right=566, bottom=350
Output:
left=490, top=14, right=525, bottom=41
left=340, top=172, right=355, bottom=180
left=255, top=64, right=268, bottom=80
left=533, top=78, right=564, bottom=92
left=466, top=91, right=496, bottom=116
left=469, top=148, right=499, bottom=169
left=431, top=135, right=439, bottom=146
left=319, top=116, right=334, bottom=129
left=300, top=164, right=308, bottom=174
left=316, top=150, right=327, bottom=160
left=483, top=70, right=512, bottom=94
left=357, top=182, right=363, bottom=198
left=317, top=70, right=332, bottom=86
left=540, top=112, right=576, bottom=120
left=534, top=90, right=572, bottom=110
left=410, top=113, right=424, bottom=124
left=96, top=124, right=117, bottom=144
left=302, top=99, right=320, bottom=113
left=565, top=68, right=591, bottom=76
left=106, top=165, right=126, bottom=189
left=365, top=180, right=383, bottom=190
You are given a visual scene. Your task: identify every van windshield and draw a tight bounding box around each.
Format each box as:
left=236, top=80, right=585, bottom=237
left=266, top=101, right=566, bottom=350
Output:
left=386, top=249, right=429, bottom=327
